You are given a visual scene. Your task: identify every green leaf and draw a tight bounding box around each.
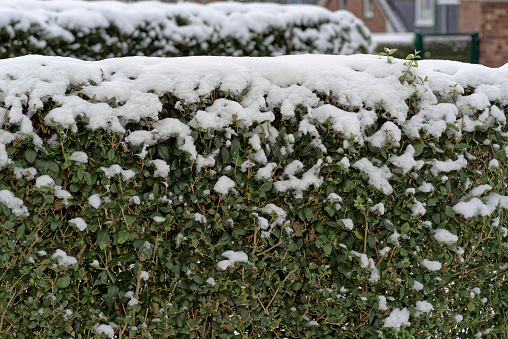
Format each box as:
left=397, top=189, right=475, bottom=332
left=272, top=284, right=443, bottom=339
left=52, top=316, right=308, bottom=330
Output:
left=193, top=275, right=205, bottom=284
left=221, top=147, right=230, bottom=163
left=401, top=222, right=410, bottom=235
left=413, top=143, right=424, bottom=157
left=260, top=181, right=273, bottom=192
left=445, top=206, right=455, bottom=218
left=56, top=276, right=70, bottom=288
left=4, top=221, right=15, bottom=230
left=427, top=197, right=439, bottom=206
left=69, top=183, right=80, bottom=193
left=47, top=160, right=59, bottom=173
left=432, top=304, right=445, bottom=315
left=314, top=221, right=324, bottom=234
left=399, top=285, right=406, bottom=299
left=158, top=145, right=171, bottom=162
left=94, top=271, right=108, bottom=286
left=368, top=234, right=376, bottom=249
left=292, top=282, right=302, bottom=291
left=16, top=224, right=26, bottom=240
left=304, top=207, right=313, bottom=221
left=106, top=149, right=115, bottom=161
left=125, top=214, right=137, bottom=226
left=454, top=143, right=470, bottom=150
left=344, top=180, right=355, bottom=192
left=25, top=148, right=37, bottom=164
left=77, top=168, right=84, bottom=181
left=323, top=243, right=332, bottom=257
left=107, top=284, right=119, bottom=302
left=117, top=230, right=131, bottom=244
left=353, top=230, right=363, bottom=240
left=467, top=302, right=475, bottom=312
left=96, top=228, right=110, bottom=246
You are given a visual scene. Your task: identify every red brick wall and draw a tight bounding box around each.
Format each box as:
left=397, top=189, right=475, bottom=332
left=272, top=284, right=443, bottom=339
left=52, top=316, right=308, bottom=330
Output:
left=481, top=3, right=508, bottom=67
left=326, top=0, right=339, bottom=11
left=350, top=0, right=387, bottom=33
left=459, top=1, right=482, bottom=33
left=460, top=1, right=508, bottom=67
left=327, top=0, right=387, bottom=32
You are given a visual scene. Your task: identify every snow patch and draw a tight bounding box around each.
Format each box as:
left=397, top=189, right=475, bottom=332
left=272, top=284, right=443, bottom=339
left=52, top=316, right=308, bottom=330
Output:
left=52, top=249, right=77, bottom=268
left=0, top=189, right=29, bottom=217
left=69, top=217, right=88, bottom=231
left=383, top=308, right=410, bottom=331
left=217, top=250, right=252, bottom=270
left=434, top=229, right=458, bottom=245
left=421, top=259, right=442, bottom=271
left=353, top=158, right=393, bottom=195
left=214, top=176, right=235, bottom=195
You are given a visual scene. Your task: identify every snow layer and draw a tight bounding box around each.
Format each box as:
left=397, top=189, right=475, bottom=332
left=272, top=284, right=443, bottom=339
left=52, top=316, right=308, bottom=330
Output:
left=421, top=259, right=442, bottom=271
left=214, top=176, right=235, bottom=195
left=101, top=164, right=136, bottom=180
left=149, top=159, right=170, bottom=178
left=69, top=151, right=88, bottom=164
left=415, top=301, right=434, bottom=316
left=383, top=308, right=410, bottom=331
left=14, top=166, right=37, bottom=179
left=274, top=160, right=323, bottom=198
left=430, top=155, right=467, bottom=176
left=378, top=295, right=389, bottom=311
left=353, top=158, right=393, bottom=195
left=52, top=249, right=77, bottom=268
left=350, top=251, right=380, bottom=283
left=217, top=250, right=251, bottom=270
left=453, top=194, right=508, bottom=218
left=1, top=54, right=507, bottom=177
left=434, top=229, right=458, bottom=245
left=69, top=217, right=88, bottom=231
left=413, top=281, right=424, bottom=291
left=95, top=324, right=115, bottom=339
left=0, top=189, right=29, bottom=217
left=389, top=145, right=417, bottom=174
left=35, top=175, right=55, bottom=188
left=88, top=194, right=102, bottom=209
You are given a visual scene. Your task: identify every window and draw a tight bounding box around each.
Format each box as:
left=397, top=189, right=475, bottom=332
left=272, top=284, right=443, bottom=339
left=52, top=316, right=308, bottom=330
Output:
left=415, top=0, right=435, bottom=27
left=340, top=0, right=347, bottom=10
left=364, top=0, right=374, bottom=18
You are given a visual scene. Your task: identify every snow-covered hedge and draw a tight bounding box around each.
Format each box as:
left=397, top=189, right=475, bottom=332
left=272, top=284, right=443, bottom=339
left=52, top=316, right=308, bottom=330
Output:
left=0, top=0, right=372, bottom=60
left=1, top=54, right=507, bottom=338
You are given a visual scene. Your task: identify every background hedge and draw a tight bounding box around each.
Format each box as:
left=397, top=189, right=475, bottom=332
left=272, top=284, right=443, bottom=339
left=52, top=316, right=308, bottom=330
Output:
left=0, top=0, right=372, bottom=60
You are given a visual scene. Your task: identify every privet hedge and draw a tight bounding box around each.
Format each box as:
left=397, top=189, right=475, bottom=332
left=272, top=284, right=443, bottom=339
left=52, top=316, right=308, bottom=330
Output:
left=0, top=54, right=507, bottom=338
left=0, top=0, right=372, bottom=60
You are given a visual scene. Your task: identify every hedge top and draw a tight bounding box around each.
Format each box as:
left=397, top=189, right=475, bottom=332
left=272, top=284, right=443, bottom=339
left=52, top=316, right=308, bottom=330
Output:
left=1, top=54, right=507, bottom=139
left=2, top=53, right=508, bottom=215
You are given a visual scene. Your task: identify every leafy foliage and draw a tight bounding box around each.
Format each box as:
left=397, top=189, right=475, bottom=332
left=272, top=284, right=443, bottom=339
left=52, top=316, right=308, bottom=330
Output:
left=0, top=56, right=507, bottom=338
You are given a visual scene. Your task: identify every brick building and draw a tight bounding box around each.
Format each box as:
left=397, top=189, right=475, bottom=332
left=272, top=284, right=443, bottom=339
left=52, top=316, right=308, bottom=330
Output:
left=459, top=1, right=508, bottom=67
